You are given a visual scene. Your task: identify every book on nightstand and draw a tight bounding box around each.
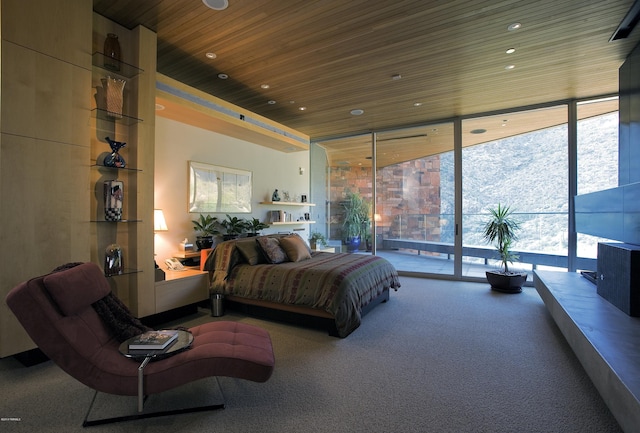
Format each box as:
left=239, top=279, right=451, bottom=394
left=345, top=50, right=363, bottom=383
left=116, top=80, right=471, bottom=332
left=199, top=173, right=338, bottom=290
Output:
left=128, top=330, right=179, bottom=350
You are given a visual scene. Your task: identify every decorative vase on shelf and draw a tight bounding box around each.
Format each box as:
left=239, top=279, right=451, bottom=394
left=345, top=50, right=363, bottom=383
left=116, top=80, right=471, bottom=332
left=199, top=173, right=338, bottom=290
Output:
left=101, top=76, right=126, bottom=118
left=103, top=33, right=121, bottom=71
left=104, top=180, right=124, bottom=221
left=104, top=244, right=123, bottom=276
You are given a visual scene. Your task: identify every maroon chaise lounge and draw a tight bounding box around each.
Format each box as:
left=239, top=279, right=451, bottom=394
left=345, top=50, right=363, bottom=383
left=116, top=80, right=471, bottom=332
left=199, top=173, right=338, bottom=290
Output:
left=5, top=262, right=275, bottom=426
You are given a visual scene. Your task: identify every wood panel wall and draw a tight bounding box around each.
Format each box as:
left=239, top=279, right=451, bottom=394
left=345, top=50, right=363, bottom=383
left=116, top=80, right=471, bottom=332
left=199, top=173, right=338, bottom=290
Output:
left=0, top=0, right=93, bottom=357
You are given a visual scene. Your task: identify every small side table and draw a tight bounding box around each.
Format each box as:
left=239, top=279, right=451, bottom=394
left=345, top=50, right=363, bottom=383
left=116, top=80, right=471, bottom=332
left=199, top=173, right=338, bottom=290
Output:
left=119, top=330, right=193, bottom=412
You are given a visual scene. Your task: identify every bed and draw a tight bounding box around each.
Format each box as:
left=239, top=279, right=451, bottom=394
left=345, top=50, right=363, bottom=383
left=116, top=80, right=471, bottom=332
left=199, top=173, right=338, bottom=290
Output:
left=204, top=234, right=400, bottom=337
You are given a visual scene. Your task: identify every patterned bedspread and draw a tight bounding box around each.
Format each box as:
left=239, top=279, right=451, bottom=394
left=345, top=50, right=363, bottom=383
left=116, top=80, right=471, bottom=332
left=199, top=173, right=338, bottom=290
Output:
left=207, top=240, right=400, bottom=337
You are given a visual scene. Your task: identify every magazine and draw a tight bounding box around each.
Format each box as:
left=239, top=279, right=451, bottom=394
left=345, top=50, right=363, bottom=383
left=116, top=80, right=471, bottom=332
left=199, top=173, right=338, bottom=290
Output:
left=128, top=330, right=179, bottom=350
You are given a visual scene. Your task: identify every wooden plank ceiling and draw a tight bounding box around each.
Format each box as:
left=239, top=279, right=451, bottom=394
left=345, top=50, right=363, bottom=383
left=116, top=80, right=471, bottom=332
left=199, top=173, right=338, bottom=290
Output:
left=94, top=0, right=640, bottom=164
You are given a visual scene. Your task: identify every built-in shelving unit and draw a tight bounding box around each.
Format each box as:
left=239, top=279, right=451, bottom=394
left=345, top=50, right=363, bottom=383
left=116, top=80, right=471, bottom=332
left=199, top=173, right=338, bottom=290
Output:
left=90, top=45, right=144, bottom=278
left=89, top=17, right=157, bottom=318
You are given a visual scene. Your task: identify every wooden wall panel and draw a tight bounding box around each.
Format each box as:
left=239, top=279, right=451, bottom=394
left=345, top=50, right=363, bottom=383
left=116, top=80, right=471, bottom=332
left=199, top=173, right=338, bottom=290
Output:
left=0, top=0, right=92, bottom=357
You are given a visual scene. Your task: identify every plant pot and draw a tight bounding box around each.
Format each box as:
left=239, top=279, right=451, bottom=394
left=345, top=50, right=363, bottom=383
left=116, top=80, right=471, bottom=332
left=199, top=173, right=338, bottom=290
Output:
left=346, top=236, right=361, bottom=252
left=195, top=236, right=214, bottom=250
left=486, top=270, right=527, bottom=293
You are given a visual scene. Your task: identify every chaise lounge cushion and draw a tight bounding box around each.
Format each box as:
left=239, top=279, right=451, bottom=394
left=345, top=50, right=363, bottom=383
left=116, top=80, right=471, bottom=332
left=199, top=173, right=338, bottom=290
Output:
left=43, top=264, right=111, bottom=316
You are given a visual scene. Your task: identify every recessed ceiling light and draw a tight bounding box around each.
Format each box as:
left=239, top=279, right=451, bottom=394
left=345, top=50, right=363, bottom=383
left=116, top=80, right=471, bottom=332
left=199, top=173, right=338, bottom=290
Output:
left=505, top=64, right=515, bottom=70
left=155, top=103, right=165, bottom=111
left=260, top=84, right=270, bottom=89
left=508, top=22, right=522, bottom=31
left=218, top=73, right=228, bottom=79
left=202, top=0, right=229, bottom=10
left=413, top=102, right=423, bottom=107
left=391, top=74, right=402, bottom=80
left=506, top=48, right=516, bottom=54
left=298, top=106, right=307, bottom=111
left=205, top=52, right=217, bottom=59
left=267, top=100, right=276, bottom=105
left=350, top=109, right=364, bottom=116
left=470, top=129, right=487, bottom=134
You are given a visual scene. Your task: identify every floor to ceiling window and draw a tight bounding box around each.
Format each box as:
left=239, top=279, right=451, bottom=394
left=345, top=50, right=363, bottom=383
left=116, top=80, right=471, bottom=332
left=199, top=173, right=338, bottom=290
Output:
left=375, top=123, right=455, bottom=276
left=461, top=105, right=569, bottom=278
left=576, top=97, right=619, bottom=264
left=316, top=123, right=455, bottom=275
left=311, top=96, right=619, bottom=281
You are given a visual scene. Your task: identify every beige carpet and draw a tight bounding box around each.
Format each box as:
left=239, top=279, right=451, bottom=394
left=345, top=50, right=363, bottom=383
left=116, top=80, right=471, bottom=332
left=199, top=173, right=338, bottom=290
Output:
left=0, top=277, right=622, bottom=432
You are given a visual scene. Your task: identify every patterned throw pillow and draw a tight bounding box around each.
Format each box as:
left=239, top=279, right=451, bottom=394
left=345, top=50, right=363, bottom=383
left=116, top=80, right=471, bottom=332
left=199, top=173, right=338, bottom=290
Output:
left=256, top=236, right=289, bottom=264
left=279, top=234, right=312, bottom=262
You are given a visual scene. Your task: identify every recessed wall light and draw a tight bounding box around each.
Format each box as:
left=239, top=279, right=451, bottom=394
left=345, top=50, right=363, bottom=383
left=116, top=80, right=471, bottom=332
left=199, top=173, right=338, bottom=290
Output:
left=350, top=109, right=364, bottom=116
left=218, top=73, right=228, bottom=79
left=202, top=0, right=229, bottom=10
left=205, top=52, right=217, bottom=59
left=506, top=48, right=516, bottom=54
left=508, top=22, right=522, bottom=31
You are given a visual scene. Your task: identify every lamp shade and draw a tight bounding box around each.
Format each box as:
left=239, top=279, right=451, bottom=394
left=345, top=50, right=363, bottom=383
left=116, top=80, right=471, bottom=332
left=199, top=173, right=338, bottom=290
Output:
left=154, top=209, right=168, bottom=231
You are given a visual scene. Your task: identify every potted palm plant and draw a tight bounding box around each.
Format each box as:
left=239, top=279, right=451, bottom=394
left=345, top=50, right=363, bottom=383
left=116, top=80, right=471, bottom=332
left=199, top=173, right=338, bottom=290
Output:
left=192, top=214, right=220, bottom=250
left=481, top=203, right=527, bottom=293
left=341, top=190, right=371, bottom=252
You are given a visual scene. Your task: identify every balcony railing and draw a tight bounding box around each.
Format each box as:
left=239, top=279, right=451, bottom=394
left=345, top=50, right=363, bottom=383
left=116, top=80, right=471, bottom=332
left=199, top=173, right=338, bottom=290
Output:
left=376, top=212, right=597, bottom=271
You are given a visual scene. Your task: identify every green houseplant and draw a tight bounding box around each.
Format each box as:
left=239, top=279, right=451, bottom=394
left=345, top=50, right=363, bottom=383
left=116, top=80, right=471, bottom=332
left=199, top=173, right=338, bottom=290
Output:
left=192, top=214, right=220, bottom=250
left=481, top=203, right=527, bottom=293
left=220, top=214, right=249, bottom=240
left=308, top=231, right=328, bottom=250
left=247, top=217, right=270, bottom=237
left=341, top=190, right=371, bottom=252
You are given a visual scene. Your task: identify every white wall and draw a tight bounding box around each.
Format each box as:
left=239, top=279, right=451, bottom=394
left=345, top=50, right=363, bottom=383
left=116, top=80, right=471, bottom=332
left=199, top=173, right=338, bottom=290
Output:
left=154, top=116, right=310, bottom=264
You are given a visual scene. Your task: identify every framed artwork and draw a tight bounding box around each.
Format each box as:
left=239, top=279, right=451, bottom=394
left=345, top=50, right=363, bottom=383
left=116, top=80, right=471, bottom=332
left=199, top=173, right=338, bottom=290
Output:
left=188, top=161, right=252, bottom=213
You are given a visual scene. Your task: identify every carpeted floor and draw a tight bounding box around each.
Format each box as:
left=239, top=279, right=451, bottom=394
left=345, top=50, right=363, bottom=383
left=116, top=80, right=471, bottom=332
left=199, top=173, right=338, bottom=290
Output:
left=0, top=277, right=622, bottom=432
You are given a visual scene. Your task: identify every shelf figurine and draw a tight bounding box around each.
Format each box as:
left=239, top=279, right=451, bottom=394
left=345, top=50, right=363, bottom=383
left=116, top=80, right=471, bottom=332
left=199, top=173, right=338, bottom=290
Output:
left=272, top=189, right=281, bottom=201
left=104, top=136, right=126, bottom=168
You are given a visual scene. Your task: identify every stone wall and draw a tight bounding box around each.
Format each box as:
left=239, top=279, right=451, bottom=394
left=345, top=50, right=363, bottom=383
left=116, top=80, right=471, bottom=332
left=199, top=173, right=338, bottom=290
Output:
left=328, top=155, right=442, bottom=245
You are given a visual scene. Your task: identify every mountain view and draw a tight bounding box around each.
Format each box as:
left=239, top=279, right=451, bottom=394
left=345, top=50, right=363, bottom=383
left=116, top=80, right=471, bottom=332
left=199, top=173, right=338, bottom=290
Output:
left=438, top=112, right=618, bottom=257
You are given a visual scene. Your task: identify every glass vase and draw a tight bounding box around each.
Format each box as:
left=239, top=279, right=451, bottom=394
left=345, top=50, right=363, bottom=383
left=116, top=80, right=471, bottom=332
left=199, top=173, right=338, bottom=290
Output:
left=103, top=33, right=121, bottom=71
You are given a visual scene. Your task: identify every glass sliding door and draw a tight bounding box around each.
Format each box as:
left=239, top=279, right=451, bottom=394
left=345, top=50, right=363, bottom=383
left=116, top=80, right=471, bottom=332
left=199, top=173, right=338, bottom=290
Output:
left=374, top=123, right=455, bottom=275
left=461, top=105, right=569, bottom=278
left=315, top=122, right=455, bottom=276
left=316, top=133, right=375, bottom=254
